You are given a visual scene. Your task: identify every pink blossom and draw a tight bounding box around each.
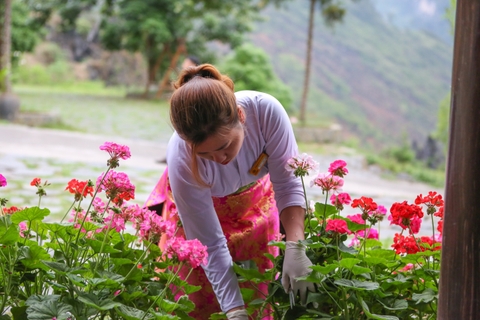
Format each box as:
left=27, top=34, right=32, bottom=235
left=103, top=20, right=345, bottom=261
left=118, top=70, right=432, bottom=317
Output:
left=100, top=142, right=131, bottom=168
left=349, top=228, right=379, bottom=247
left=69, top=209, right=92, bottom=232
left=326, top=219, right=351, bottom=234
left=92, top=197, right=107, bottom=214
left=114, top=290, right=121, bottom=296
left=357, top=228, right=379, bottom=240
left=103, top=212, right=126, bottom=232
left=328, top=160, right=349, bottom=177
left=347, top=214, right=365, bottom=225
left=19, top=222, right=28, bottom=237
left=96, top=170, right=135, bottom=205
left=130, top=206, right=176, bottom=243
left=311, top=173, right=344, bottom=192
left=0, top=174, right=7, bottom=187
left=285, top=153, right=318, bottom=177
left=399, top=263, right=414, bottom=272
left=330, top=192, right=351, bottom=210
left=165, top=236, right=209, bottom=268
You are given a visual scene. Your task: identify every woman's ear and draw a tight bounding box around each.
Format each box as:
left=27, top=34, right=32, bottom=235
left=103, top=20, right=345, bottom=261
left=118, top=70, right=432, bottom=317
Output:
left=237, top=106, right=246, bottom=124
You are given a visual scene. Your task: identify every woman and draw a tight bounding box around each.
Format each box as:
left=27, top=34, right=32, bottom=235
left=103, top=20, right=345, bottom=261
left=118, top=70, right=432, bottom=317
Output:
left=145, top=64, right=314, bottom=319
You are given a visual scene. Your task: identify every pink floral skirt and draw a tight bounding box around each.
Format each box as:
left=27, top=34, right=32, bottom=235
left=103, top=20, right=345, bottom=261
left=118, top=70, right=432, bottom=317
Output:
left=145, top=169, right=279, bottom=319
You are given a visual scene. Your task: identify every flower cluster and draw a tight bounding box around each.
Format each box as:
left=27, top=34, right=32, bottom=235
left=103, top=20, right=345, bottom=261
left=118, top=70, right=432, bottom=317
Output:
left=0, top=141, right=210, bottom=320
left=165, top=237, right=209, bottom=268
left=99, top=141, right=131, bottom=168
left=285, top=153, right=318, bottom=177
left=65, top=178, right=94, bottom=201
left=96, top=170, right=135, bottom=205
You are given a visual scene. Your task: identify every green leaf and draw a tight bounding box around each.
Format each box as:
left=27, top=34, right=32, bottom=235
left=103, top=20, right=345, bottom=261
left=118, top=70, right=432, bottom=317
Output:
left=311, top=264, right=338, bottom=275
left=41, top=261, right=70, bottom=274
left=114, top=304, right=156, bottom=320
left=26, top=295, right=61, bottom=306
left=77, top=292, right=122, bottom=311
left=42, top=222, right=70, bottom=233
left=11, top=207, right=50, bottom=223
left=339, top=258, right=361, bottom=269
left=338, top=241, right=358, bottom=254
left=267, top=240, right=286, bottom=250
left=334, top=279, right=380, bottom=290
left=412, top=288, right=437, bottom=304
left=18, top=243, right=51, bottom=270
left=314, top=203, right=338, bottom=219
left=175, top=295, right=195, bottom=312
left=85, top=238, right=122, bottom=253
left=359, top=298, right=400, bottom=320
left=11, top=306, right=28, bottom=320
left=0, top=223, right=20, bottom=245
left=351, top=265, right=373, bottom=276
left=233, top=262, right=268, bottom=283
left=26, top=301, right=73, bottom=320
left=239, top=288, right=256, bottom=303
left=364, top=256, right=388, bottom=265
left=345, top=219, right=369, bottom=233
left=378, top=299, right=408, bottom=311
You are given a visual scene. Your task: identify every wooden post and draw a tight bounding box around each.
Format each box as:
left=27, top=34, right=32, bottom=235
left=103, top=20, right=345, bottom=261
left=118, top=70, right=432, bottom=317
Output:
left=438, top=0, right=480, bottom=318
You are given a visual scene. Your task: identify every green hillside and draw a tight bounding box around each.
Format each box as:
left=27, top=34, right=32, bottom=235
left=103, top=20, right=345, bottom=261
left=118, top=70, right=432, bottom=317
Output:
left=249, top=0, right=453, bottom=148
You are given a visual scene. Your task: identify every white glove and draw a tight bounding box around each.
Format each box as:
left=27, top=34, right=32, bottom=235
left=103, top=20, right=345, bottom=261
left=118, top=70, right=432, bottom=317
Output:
left=226, top=308, right=248, bottom=319
left=282, top=241, right=315, bottom=305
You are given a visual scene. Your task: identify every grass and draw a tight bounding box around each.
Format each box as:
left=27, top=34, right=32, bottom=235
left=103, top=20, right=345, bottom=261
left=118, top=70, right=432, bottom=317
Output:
left=14, top=82, right=173, bottom=142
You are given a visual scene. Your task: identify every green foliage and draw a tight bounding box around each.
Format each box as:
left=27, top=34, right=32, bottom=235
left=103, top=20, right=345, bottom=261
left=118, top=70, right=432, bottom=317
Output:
left=234, top=158, right=443, bottom=319
left=252, top=1, right=452, bottom=147
left=433, top=93, right=450, bottom=151
left=12, top=61, right=74, bottom=86
left=220, top=43, right=293, bottom=113
left=365, top=149, right=445, bottom=188
left=10, top=0, right=42, bottom=66
left=0, top=145, right=202, bottom=320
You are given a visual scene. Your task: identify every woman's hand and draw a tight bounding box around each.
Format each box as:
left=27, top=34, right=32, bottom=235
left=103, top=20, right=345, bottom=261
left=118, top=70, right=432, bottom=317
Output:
left=226, top=307, right=248, bottom=319
left=280, top=206, right=315, bottom=304
left=281, top=241, right=315, bottom=305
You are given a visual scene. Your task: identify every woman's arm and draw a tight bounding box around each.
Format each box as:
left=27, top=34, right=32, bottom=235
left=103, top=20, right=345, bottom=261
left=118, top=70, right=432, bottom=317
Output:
left=280, top=205, right=306, bottom=242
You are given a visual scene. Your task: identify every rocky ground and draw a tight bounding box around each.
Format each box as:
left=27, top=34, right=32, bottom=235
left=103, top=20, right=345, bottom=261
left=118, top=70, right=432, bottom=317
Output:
left=0, top=123, right=444, bottom=241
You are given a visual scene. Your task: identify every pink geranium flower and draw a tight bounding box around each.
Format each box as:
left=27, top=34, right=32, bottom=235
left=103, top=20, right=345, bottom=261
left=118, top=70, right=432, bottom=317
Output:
left=311, top=173, right=344, bottom=193
left=0, top=174, right=7, bottom=187
left=96, top=170, right=135, bottom=205
left=165, top=236, right=208, bottom=268
left=100, top=142, right=131, bottom=168
left=328, top=160, right=349, bottom=177
left=330, top=192, right=351, bottom=210
left=326, top=219, right=351, bottom=235
left=285, top=153, right=318, bottom=177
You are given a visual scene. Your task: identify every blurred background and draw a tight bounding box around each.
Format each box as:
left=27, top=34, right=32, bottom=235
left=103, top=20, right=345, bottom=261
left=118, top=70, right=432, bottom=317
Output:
left=0, top=0, right=453, bottom=224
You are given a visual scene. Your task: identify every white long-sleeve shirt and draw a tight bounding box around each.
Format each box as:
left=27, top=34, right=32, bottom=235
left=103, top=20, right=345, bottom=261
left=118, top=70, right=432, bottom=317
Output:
left=166, top=90, right=305, bottom=312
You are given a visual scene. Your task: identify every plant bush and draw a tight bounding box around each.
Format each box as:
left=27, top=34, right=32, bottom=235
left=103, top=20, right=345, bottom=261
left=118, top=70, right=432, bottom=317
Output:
left=0, top=142, right=207, bottom=320
left=0, top=148, right=443, bottom=319
left=229, top=154, right=443, bottom=320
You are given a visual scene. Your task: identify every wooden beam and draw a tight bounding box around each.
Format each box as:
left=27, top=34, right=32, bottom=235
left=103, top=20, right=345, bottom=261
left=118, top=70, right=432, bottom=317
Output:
left=438, top=0, right=480, bottom=318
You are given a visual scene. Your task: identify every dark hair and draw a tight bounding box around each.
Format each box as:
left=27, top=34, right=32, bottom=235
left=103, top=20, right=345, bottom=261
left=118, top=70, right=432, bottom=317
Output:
left=170, top=63, right=241, bottom=185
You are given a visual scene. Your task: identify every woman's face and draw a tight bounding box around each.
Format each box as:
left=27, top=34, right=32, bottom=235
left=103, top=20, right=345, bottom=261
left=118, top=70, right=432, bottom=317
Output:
left=194, top=124, right=244, bottom=165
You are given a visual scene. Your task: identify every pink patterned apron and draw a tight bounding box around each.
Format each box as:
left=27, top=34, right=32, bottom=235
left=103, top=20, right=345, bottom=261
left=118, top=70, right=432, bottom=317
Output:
left=145, top=168, right=279, bottom=319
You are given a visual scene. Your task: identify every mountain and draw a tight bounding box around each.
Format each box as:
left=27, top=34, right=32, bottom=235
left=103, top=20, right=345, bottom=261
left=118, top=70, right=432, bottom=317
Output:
left=249, top=0, right=453, bottom=148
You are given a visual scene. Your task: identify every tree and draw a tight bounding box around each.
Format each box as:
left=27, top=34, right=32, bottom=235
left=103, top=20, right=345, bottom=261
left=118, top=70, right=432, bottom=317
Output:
left=100, top=0, right=266, bottom=98
left=220, top=43, right=293, bottom=113
left=299, top=0, right=354, bottom=127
